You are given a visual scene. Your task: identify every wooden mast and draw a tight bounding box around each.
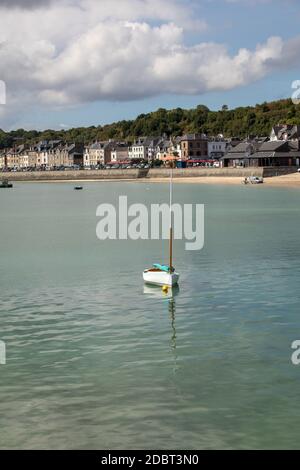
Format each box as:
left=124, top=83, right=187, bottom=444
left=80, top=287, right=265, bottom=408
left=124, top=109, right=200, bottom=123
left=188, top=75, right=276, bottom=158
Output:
left=169, top=226, right=173, bottom=273
left=169, top=165, right=173, bottom=273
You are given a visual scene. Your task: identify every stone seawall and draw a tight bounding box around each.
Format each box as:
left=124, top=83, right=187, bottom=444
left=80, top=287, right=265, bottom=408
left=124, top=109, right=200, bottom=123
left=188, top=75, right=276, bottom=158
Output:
left=1, top=166, right=297, bottom=182
left=147, top=168, right=264, bottom=178
left=0, top=169, right=148, bottom=181
left=262, top=166, right=298, bottom=177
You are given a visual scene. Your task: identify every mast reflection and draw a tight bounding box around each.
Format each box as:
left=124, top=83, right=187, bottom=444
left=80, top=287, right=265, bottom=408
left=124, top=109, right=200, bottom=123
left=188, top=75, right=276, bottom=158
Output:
left=143, top=284, right=179, bottom=370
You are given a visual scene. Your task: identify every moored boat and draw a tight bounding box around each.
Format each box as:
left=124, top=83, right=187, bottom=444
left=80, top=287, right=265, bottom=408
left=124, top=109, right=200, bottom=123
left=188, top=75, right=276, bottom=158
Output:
left=0, top=179, right=13, bottom=188
left=143, top=167, right=180, bottom=287
left=143, top=266, right=179, bottom=287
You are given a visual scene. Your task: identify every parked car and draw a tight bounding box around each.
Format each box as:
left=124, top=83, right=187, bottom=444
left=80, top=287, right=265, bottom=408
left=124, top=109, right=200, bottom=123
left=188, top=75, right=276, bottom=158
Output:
left=243, top=176, right=264, bottom=184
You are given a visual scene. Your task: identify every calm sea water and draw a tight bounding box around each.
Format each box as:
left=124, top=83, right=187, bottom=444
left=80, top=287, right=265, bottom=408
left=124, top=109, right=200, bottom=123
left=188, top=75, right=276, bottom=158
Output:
left=1, top=181, right=300, bottom=449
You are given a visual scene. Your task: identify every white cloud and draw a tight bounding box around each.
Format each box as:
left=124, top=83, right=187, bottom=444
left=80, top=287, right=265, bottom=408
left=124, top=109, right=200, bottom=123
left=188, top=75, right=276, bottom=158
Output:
left=0, top=0, right=299, bottom=128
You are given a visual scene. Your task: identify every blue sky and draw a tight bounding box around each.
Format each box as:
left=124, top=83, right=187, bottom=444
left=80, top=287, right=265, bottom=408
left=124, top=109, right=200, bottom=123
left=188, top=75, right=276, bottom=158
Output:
left=0, top=0, right=300, bottom=130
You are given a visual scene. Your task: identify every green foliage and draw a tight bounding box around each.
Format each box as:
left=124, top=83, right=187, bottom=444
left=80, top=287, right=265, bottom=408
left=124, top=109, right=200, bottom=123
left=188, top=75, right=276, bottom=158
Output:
left=0, top=99, right=299, bottom=149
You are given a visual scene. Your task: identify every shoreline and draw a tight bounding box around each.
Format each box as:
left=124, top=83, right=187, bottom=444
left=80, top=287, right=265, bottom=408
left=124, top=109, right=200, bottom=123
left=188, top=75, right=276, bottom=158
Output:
left=142, top=175, right=300, bottom=187
left=7, top=174, right=300, bottom=188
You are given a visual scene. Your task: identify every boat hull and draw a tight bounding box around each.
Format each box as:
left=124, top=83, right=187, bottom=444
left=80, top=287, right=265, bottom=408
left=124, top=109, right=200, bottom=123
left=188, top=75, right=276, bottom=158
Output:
left=143, top=270, right=179, bottom=287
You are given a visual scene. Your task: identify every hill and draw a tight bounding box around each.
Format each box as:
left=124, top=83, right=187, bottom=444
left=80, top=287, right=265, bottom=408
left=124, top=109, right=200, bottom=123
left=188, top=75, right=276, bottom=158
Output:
left=1, top=98, right=299, bottom=148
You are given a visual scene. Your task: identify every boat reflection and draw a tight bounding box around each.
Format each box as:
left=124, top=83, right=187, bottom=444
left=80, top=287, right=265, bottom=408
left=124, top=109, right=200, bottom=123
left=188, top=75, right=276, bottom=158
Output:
left=143, top=284, right=179, bottom=299
left=143, top=284, right=179, bottom=370
left=168, top=295, right=177, bottom=352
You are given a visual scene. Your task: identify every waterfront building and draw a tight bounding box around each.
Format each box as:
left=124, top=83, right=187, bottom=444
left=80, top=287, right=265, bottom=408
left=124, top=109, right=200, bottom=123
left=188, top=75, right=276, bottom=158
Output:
left=179, top=134, right=208, bottom=159
left=222, top=140, right=300, bottom=167
left=63, top=143, right=84, bottom=167
left=4, top=145, right=27, bottom=169
left=110, top=143, right=129, bottom=162
left=34, top=140, right=62, bottom=168
left=208, top=137, right=227, bottom=159
left=127, top=137, right=163, bottom=161
left=27, top=150, right=39, bottom=168
left=19, top=152, right=29, bottom=169
left=270, top=124, right=300, bottom=142
left=5, top=152, right=19, bottom=169
left=155, top=138, right=175, bottom=160
left=128, top=138, right=149, bottom=160
left=147, top=137, right=166, bottom=160
left=84, top=142, right=114, bottom=167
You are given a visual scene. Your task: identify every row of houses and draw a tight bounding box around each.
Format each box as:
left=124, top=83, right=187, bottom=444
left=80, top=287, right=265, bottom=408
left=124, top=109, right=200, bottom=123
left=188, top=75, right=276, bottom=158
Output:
left=84, top=134, right=227, bottom=165
left=1, top=125, right=299, bottom=170
left=0, top=141, right=85, bottom=169
left=0, top=134, right=227, bottom=169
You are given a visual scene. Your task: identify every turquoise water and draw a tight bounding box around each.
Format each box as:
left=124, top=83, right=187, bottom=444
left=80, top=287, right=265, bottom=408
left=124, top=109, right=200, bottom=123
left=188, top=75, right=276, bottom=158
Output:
left=1, top=181, right=300, bottom=449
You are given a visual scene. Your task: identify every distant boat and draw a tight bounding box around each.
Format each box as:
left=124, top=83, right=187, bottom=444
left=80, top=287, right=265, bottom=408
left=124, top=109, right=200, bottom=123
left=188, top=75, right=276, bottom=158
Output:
left=74, top=186, right=83, bottom=190
left=0, top=180, right=13, bottom=188
left=143, top=167, right=180, bottom=287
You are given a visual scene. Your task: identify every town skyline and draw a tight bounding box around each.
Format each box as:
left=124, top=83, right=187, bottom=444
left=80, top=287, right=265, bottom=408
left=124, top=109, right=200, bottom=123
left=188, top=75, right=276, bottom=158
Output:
left=1, top=123, right=299, bottom=172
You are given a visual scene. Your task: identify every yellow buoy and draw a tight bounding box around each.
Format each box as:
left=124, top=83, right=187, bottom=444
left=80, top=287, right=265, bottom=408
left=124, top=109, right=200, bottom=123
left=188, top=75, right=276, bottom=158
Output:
left=162, top=285, right=169, bottom=294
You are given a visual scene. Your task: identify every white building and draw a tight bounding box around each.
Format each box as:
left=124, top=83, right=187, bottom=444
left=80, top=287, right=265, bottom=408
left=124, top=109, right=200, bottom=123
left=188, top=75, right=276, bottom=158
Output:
left=128, top=138, right=148, bottom=160
left=208, top=139, right=227, bottom=159
left=84, top=142, right=113, bottom=167
left=19, top=153, right=29, bottom=168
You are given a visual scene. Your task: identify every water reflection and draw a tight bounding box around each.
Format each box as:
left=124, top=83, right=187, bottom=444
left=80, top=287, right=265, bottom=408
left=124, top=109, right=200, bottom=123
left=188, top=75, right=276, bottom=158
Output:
left=168, top=296, right=177, bottom=351
left=143, top=284, right=179, bottom=300
left=143, top=284, right=179, bottom=370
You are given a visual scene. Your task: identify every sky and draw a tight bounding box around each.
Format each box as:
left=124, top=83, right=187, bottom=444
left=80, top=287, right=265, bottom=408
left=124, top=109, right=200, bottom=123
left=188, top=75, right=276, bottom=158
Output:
left=0, top=0, right=300, bottom=130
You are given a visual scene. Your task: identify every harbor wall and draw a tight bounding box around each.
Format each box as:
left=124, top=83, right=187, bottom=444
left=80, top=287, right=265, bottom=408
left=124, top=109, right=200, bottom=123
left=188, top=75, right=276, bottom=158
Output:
left=262, top=166, right=298, bottom=177
left=0, top=169, right=148, bottom=181
left=147, top=168, right=264, bottom=178
left=1, top=166, right=297, bottom=181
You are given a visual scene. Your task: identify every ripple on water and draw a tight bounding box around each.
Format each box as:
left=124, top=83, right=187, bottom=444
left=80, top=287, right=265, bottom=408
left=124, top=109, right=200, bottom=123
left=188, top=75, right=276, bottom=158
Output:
left=1, top=183, right=300, bottom=449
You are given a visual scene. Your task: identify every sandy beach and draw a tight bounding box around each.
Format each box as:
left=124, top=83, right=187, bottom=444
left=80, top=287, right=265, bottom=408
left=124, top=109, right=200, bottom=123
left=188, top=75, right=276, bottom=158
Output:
left=263, top=173, right=300, bottom=187
left=139, top=173, right=300, bottom=188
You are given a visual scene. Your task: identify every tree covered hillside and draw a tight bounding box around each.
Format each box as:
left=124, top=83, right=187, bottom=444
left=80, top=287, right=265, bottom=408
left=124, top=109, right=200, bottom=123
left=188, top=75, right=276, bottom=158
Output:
left=1, top=99, right=299, bottom=148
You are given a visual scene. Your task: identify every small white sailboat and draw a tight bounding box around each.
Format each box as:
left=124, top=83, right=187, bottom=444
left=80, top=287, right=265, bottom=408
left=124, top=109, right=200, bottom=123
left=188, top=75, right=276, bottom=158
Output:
left=143, top=166, right=180, bottom=287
